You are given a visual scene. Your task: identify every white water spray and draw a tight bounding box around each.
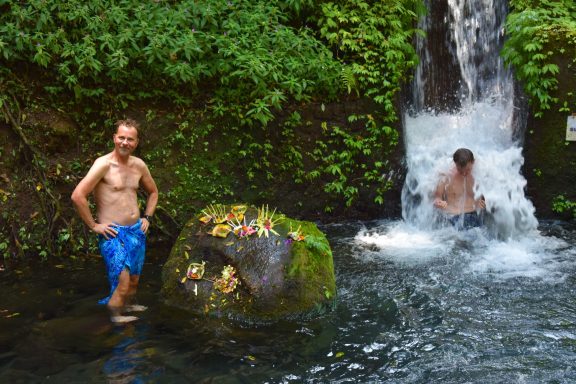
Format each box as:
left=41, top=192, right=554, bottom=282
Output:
left=402, top=0, right=537, bottom=239
left=356, top=1, right=564, bottom=280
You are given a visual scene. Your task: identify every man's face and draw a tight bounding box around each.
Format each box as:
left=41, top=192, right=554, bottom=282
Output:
left=456, top=162, right=473, bottom=177
left=113, top=125, right=138, bottom=156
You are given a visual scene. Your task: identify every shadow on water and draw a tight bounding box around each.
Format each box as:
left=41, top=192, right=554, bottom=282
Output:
left=1, top=220, right=576, bottom=383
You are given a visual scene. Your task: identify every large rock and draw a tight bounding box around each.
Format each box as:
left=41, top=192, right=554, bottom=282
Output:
left=161, top=205, right=336, bottom=322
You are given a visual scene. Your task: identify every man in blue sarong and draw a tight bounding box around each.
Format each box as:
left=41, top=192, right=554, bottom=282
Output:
left=72, top=119, right=158, bottom=323
left=433, top=148, right=486, bottom=230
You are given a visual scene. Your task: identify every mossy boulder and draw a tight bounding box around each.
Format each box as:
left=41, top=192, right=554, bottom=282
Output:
left=160, top=205, right=336, bottom=322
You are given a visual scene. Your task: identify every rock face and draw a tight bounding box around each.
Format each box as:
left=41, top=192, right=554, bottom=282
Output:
left=160, top=205, right=336, bottom=322
left=523, top=50, right=576, bottom=220
left=23, top=109, right=78, bottom=153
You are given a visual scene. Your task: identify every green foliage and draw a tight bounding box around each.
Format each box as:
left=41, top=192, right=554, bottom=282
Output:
left=552, top=194, right=576, bottom=219
left=0, top=240, right=8, bottom=259
left=308, top=0, right=423, bottom=205
left=0, top=0, right=341, bottom=124
left=303, top=234, right=332, bottom=258
left=0, top=0, right=429, bottom=261
left=502, top=0, right=576, bottom=117
left=317, top=0, right=423, bottom=116
left=307, top=115, right=398, bottom=207
left=279, top=0, right=315, bottom=15
left=533, top=168, right=543, bottom=177
left=144, top=115, right=236, bottom=222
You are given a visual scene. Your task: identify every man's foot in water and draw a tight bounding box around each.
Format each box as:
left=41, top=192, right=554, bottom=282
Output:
left=124, top=304, right=148, bottom=312
left=110, top=315, right=139, bottom=324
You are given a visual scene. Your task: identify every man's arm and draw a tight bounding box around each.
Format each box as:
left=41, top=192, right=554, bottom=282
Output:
left=71, top=157, right=117, bottom=238
left=138, top=161, right=158, bottom=233
left=474, top=195, right=486, bottom=210
left=433, top=175, right=448, bottom=209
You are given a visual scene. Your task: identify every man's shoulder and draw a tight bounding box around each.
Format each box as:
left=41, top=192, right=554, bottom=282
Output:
left=437, top=171, right=450, bottom=183
left=129, top=155, right=147, bottom=167
left=92, top=153, right=113, bottom=168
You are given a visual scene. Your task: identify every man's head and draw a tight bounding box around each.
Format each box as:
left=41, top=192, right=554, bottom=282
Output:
left=113, top=119, right=140, bottom=156
left=453, top=148, right=474, bottom=176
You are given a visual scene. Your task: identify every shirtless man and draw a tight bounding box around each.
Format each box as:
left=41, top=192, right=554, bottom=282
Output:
left=433, top=148, right=485, bottom=229
left=71, top=119, right=158, bottom=323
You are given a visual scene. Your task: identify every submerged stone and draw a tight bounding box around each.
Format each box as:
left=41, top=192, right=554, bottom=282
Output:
left=161, top=205, right=336, bottom=322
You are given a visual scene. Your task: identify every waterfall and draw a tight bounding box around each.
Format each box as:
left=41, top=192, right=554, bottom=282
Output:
left=402, top=0, right=537, bottom=239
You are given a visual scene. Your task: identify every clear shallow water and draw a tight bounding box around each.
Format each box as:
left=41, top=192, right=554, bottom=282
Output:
left=1, top=221, right=576, bottom=383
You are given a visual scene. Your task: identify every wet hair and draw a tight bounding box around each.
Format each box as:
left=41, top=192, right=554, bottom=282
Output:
left=453, top=148, right=474, bottom=168
left=115, top=118, right=140, bottom=135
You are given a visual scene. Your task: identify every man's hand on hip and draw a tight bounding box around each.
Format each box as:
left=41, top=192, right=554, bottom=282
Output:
left=92, top=223, right=118, bottom=239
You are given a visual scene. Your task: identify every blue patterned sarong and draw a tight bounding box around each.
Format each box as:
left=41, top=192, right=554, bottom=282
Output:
left=98, top=220, right=146, bottom=305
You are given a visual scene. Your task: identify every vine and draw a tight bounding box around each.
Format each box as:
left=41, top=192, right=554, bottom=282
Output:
left=0, top=76, right=62, bottom=258
left=502, top=0, right=576, bottom=117
left=310, top=0, right=424, bottom=206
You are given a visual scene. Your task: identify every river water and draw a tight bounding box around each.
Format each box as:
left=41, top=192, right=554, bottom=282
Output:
left=3, top=1, right=575, bottom=382
left=1, top=221, right=576, bottom=383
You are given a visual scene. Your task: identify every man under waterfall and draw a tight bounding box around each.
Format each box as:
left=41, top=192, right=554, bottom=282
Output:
left=433, top=148, right=486, bottom=230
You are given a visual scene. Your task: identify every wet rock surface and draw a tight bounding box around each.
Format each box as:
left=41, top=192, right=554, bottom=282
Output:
left=161, top=206, right=336, bottom=322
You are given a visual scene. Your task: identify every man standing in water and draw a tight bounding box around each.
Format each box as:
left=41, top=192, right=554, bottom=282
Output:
left=433, top=148, right=485, bottom=229
left=71, top=119, right=158, bottom=323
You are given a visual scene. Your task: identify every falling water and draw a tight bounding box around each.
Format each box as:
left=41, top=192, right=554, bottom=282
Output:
left=402, top=0, right=537, bottom=239
left=351, top=6, right=576, bottom=380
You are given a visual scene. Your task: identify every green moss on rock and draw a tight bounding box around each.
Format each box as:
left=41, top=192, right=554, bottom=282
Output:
left=161, top=205, right=336, bottom=322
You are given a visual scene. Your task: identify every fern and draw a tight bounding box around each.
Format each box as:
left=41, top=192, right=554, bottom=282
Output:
left=340, top=66, right=359, bottom=96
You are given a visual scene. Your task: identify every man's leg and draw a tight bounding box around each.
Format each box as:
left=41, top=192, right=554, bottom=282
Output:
left=108, top=269, right=130, bottom=308
left=108, top=269, right=138, bottom=323
left=123, top=274, right=147, bottom=312
left=128, top=274, right=140, bottom=297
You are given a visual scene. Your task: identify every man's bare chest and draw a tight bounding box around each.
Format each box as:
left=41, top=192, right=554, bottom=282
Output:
left=446, top=177, right=474, bottom=196
left=102, top=166, right=141, bottom=191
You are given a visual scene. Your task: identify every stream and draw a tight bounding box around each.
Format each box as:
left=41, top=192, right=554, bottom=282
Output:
left=1, top=220, right=576, bottom=383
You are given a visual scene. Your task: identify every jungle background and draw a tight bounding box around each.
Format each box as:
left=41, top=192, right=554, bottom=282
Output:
left=0, top=0, right=575, bottom=259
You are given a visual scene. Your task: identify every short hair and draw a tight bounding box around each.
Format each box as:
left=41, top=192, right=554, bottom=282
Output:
left=453, top=148, right=474, bottom=167
left=115, top=119, right=140, bottom=134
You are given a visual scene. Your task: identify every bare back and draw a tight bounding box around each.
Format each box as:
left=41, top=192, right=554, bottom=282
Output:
left=94, top=154, right=145, bottom=226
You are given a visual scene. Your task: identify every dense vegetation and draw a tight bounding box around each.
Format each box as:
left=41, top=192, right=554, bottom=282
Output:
left=502, top=0, right=576, bottom=117
left=0, top=0, right=424, bottom=258
left=502, top=0, right=576, bottom=218
left=1, top=0, right=573, bottom=259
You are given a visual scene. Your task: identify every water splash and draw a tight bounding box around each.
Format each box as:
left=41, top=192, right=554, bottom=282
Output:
left=402, top=0, right=537, bottom=239
left=355, top=220, right=574, bottom=282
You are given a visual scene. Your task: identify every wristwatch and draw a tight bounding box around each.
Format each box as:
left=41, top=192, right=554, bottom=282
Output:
left=143, top=214, right=153, bottom=222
